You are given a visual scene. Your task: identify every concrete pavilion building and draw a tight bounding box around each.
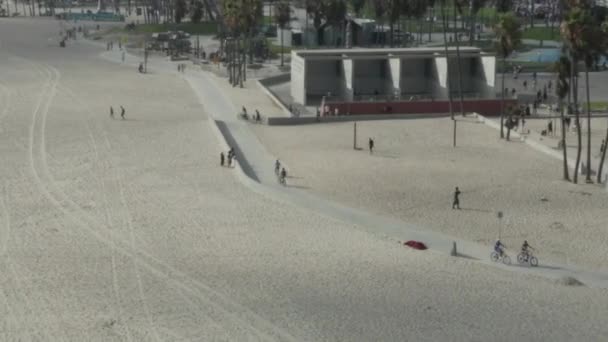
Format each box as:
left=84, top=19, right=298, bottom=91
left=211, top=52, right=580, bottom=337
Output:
left=290, top=47, right=496, bottom=107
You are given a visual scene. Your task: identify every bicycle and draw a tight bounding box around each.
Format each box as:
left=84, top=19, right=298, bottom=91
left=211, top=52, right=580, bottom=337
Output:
left=490, top=250, right=511, bottom=265
left=517, top=250, right=539, bottom=267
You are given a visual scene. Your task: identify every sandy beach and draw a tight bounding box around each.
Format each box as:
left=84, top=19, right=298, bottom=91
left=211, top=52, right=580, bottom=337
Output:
left=0, top=18, right=607, bottom=341
left=252, top=117, right=608, bottom=271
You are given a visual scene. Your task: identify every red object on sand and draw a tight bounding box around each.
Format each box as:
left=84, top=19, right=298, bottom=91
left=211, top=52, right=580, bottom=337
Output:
left=404, top=241, right=428, bottom=250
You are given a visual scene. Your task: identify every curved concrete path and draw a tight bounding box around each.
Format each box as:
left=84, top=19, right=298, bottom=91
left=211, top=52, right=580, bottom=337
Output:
left=94, top=39, right=608, bottom=288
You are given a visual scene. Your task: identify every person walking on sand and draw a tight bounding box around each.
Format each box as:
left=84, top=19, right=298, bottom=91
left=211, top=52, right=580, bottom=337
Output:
left=120, top=106, right=125, bottom=120
left=110, top=106, right=114, bottom=119
left=220, top=152, right=225, bottom=167
left=368, top=138, right=374, bottom=154
left=452, top=187, right=461, bottom=210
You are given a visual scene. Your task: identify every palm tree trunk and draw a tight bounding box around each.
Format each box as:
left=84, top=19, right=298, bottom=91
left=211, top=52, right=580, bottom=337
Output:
left=428, top=7, right=433, bottom=42
left=441, top=2, right=455, bottom=147
left=280, top=27, right=284, bottom=66
left=500, top=56, right=505, bottom=138
left=530, top=1, right=534, bottom=28
left=453, top=6, right=465, bottom=118
left=574, top=106, right=583, bottom=184
left=585, top=66, right=592, bottom=182
left=560, top=98, right=570, bottom=181
left=597, top=123, right=608, bottom=183
left=570, top=53, right=581, bottom=183
left=389, top=21, right=394, bottom=47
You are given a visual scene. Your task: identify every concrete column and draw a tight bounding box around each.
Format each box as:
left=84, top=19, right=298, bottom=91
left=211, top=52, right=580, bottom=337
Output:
left=389, top=58, right=401, bottom=100
left=342, top=58, right=354, bottom=101
left=433, top=54, right=449, bottom=100
left=481, top=54, right=496, bottom=98
left=290, top=52, right=306, bottom=104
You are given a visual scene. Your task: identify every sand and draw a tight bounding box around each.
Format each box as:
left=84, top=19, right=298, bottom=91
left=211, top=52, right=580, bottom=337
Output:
left=251, top=117, right=608, bottom=271
left=0, top=18, right=607, bottom=341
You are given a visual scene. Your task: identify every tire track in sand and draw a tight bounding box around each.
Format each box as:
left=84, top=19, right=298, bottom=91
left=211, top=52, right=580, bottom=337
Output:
left=21, top=56, right=298, bottom=341
left=0, top=181, right=34, bottom=342
left=58, top=84, right=135, bottom=342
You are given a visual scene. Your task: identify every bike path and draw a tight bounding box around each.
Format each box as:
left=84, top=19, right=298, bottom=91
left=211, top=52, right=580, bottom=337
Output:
left=96, top=42, right=608, bottom=288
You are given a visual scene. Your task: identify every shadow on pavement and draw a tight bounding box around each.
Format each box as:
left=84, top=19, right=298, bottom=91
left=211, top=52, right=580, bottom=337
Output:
left=215, top=120, right=260, bottom=183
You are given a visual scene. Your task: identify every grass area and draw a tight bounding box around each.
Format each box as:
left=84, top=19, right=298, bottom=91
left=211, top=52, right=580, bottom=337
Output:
left=586, top=102, right=608, bottom=111
left=522, top=26, right=560, bottom=41
left=111, top=22, right=219, bottom=35
left=268, top=41, right=292, bottom=55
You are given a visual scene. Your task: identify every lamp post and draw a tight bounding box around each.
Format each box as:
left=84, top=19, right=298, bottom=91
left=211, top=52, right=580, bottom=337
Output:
left=497, top=211, right=503, bottom=240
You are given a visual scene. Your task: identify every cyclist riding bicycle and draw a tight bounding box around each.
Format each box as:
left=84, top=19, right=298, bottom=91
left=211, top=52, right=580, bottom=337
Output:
left=521, top=240, right=532, bottom=256
left=494, top=240, right=506, bottom=257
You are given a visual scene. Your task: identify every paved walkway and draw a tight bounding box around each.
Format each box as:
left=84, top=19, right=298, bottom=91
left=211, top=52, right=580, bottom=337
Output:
left=94, top=40, right=608, bottom=288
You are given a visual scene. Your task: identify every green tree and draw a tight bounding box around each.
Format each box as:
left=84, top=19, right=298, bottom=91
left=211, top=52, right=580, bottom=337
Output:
left=191, top=0, right=204, bottom=23
left=494, top=12, right=521, bottom=140
left=275, top=1, right=291, bottom=66
left=306, top=0, right=325, bottom=45
left=350, top=0, right=366, bottom=16
left=495, top=0, right=511, bottom=13
left=175, top=0, right=188, bottom=23
left=324, top=0, right=347, bottom=46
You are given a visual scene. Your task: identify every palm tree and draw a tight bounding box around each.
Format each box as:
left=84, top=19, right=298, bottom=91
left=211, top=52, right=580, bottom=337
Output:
left=275, top=1, right=291, bottom=66
left=560, top=6, right=584, bottom=183
left=494, top=12, right=521, bottom=139
left=387, top=0, right=403, bottom=47
left=439, top=0, right=456, bottom=146
left=324, top=0, right=347, bottom=46
left=597, top=21, right=608, bottom=183
left=427, top=0, right=436, bottom=42
left=452, top=0, right=466, bottom=118
left=554, top=55, right=571, bottom=181
left=579, top=12, right=606, bottom=183
left=306, top=0, right=325, bottom=45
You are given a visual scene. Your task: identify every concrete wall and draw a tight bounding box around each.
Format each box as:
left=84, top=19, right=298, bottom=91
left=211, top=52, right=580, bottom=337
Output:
left=400, top=59, right=429, bottom=95
left=292, top=50, right=496, bottom=104
left=353, top=59, right=390, bottom=95
left=291, top=52, right=306, bottom=104
left=326, top=98, right=516, bottom=116
left=305, top=60, right=342, bottom=98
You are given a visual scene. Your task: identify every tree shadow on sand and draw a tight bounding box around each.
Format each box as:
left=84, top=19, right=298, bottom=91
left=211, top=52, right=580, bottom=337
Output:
left=286, top=184, right=310, bottom=190
left=458, top=207, right=493, bottom=213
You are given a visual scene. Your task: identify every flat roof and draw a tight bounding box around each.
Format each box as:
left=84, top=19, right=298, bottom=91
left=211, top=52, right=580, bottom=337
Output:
left=293, top=47, right=490, bottom=60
